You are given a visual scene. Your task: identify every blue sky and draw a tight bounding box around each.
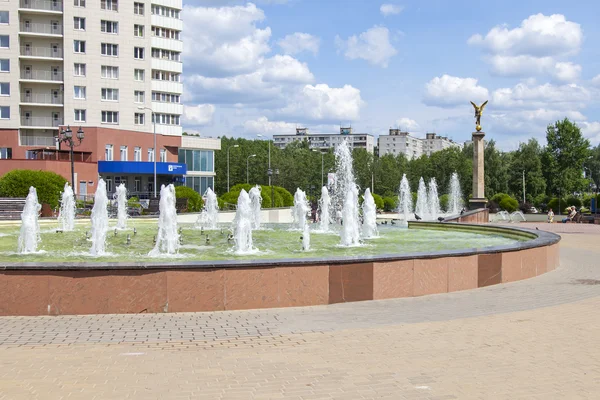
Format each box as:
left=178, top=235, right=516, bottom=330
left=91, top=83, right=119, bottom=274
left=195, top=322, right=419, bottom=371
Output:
left=181, top=0, right=600, bottom=149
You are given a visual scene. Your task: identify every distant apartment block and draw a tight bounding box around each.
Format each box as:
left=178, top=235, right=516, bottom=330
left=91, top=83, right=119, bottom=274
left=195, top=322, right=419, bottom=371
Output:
left=378, top=129, right=460, bottom=159
left=273, top=127, right=375, bottom=153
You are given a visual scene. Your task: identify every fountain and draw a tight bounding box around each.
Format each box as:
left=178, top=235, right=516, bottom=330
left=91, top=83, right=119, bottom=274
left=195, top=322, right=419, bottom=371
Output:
left=248, top=185, right=262, bottom=230
left=340, top=184, right=361, bottom=246
left=398, top=174, right=412, bottom=226
left=57, top=182, right=75, bottom=231
left=17, top=187, right=42, bottom=254
left=427, top=178, right=441, bottom=221
left=448, top=172, right=463, bottom=215
left=362, top=188, right=378, bottom=238
left=510, top=211, right=527, bottom=222
left=415, top=178, right=429, bottom=221
left=302, top=225, right=310, bottom=251
left=149, top=184, right=179, bottom=256
left=90, top=179, right=109, bottom=256
left=492, top=210, right=510, bottom=222
left=318, top=186, right=332, bottom=232
left=232, top=189, right=255, bottom=253
left=195, top=187, right=219, bottom=230
left=114, top=183, right=128, bottom=230
left=293, top=188, right=310, bottom=231
left=332, top=140, right=356, bottom=223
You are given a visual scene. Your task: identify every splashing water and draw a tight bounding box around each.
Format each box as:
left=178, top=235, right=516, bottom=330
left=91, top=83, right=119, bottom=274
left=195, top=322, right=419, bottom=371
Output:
left=114, top=183, right=128, bottom=230
left=196, top=187, right=219, bottom=229
left=510, top=211, right=527, bottom=222
left=57, top=182, right=75, bottom=231
left=149, top=184, right=179, bottom=256
left=318, top=186, right=332, bottom=232
left=232, top=189, right=255, bottom=253
left=340, top=184, right=361, bottom=246
left=398, top=174, right=412, bottom=225
left=415, top=178, right=429, bottom=221
left=249, top=185, right=262, bottom=230
left=18, top=187, right=42, bottom=253
left=427, top=178, right=440, bottom=221
left=332, top=140, right=356, bottom=223
left=362, top=188, right=378, bottom=238
left=90, top=179, right=109, bottom=256
left=302, top=225, right=310, bottom=251
left=293, top=188, right=310, bottom=231
left=448, top=172, right=463, bottom=215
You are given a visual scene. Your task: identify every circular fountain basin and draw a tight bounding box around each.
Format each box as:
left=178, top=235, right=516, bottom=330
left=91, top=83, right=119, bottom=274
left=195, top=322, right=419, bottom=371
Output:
left=0, top=221, right=560, bottom=316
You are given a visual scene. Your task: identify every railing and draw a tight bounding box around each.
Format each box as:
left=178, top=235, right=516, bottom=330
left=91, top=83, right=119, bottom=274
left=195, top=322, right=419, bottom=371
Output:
left=20, top=116, right=63, bottom=127
left=19, top=0, right=63, bottom=12
left=20, top=70, right=63, bottom=81
left=20, top=46, right=63, bottom=58
left=21, top=93, right=64, bottom=104
left=20, top=135, right=56, bottom=146
left=20, top=22, right=63, bottom=35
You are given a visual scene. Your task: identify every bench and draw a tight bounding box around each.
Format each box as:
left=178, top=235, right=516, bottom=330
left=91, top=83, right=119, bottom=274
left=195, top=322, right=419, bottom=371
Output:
left=0, top=198, right=27, bottom=220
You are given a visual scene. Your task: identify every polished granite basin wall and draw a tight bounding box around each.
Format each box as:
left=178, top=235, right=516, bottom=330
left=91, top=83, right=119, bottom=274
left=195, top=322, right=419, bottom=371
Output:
left=0, top=223, right=560, bottom=316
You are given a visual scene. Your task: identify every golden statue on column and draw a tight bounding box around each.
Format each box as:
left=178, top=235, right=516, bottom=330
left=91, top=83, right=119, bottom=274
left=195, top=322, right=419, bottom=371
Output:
left=470, top=100, right=488, bottom=132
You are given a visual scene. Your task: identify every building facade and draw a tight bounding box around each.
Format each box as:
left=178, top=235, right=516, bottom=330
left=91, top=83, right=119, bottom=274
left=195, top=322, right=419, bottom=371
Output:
left=0, top=0, right=208, bottom=199
left=378, top=129, right=460, bottom=159
left=273, top=127, right=375, bottom=153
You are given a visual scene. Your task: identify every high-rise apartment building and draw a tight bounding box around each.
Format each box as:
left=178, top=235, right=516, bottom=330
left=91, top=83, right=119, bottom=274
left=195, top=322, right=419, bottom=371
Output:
left=273, top=127, right=375, bottom=153
left=0, top=0, right=218, bottom=198
left=378, top=129, right=460, bottom=159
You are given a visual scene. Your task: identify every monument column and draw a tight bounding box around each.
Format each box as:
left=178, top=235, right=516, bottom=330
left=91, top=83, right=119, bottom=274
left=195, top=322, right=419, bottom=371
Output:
left=469, top=131, right=487, bottom=210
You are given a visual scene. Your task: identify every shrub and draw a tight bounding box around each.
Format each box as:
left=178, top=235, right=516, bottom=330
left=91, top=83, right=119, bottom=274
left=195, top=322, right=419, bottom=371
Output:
left=499, top=196, right=519, bottom=213
left=565, top=196, right=582, bottom=209
left=0, top=169, right=67, bottom=209
left=439, top=194, right=450, bottom=212
left=490, top=193, right=510, bottom=204
left=487, top=200, right=500, bottom=212
left=519, top=202, right=532, bottom=213
left=383, top=196, right=398, bottom=212
left=372, top=193, right=384, bottom=210
left=546, top=198, right=565, bottom=214
left=223, top=184, right=294, bottom=208
left=174, top=186, right=203, bottom=212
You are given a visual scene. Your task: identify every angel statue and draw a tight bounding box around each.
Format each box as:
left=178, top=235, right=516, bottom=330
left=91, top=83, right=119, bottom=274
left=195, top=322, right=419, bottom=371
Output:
left=470, top=100, right=488, bottom=132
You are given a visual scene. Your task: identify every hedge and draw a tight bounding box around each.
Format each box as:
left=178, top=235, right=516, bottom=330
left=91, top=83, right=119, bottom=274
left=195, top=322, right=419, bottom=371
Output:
left=0, top=169, right=67, bottom=209
left=174, top=186, right=203, bottom=212
left=221, top=184, right=293, bottom=208
left=383, top=196, right=398, bottom=212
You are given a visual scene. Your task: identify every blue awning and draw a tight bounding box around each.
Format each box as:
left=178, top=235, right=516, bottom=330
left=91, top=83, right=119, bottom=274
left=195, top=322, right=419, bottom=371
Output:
left=98, top=161, right=187, bottom=175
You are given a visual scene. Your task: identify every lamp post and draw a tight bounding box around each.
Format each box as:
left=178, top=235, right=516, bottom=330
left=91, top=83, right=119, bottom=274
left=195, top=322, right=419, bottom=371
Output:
left=227, top=144, right=240, bottom=192
left=312, top=149, right=324, bottom=188
left=257, top=134, right=273, bottom=207
left=56, top=125, right=84, bottom=190
left=246, top=154, right=256, bottom=184
left=137, top=106, right=157, bottom=198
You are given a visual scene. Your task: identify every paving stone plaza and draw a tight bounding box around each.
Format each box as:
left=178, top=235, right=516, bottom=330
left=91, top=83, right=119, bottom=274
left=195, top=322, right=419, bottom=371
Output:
left=0, top=223, right=599, bottom=399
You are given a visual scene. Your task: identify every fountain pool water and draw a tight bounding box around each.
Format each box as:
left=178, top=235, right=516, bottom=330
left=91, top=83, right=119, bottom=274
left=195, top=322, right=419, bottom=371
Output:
left=17, top=187, right=42, bottom=254
left=318, top=186, right=331, bottom=232
left=195, top=187, right=219, bottom=229
left=57, top=182, right=76, bottom=232
left=232, top=189, right=255, bottom=254
left=362, top=188, right=378, bottom=238
left=90, top=179, right=109, bottom=256
left=293, top=188, right=310, bottom=231
left=302, top=225, right=310, bottom=251
left=448, top=172, right=463, bottom=215
left=114, top=183, right=128, bottom=230
left=149, top=184, right=179, bottom=256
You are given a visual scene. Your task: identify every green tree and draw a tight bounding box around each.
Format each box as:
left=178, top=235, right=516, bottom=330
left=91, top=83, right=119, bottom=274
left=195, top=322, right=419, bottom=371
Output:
left=508, top=139, right=546, bottom=202
left=0, top=170, right=67, bottom=209
left=484, top=140, right=510, bottom=198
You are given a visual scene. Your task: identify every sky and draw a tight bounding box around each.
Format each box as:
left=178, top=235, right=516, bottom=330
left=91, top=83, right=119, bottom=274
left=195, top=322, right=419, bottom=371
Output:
left=180, top=0, right=600, bottom=150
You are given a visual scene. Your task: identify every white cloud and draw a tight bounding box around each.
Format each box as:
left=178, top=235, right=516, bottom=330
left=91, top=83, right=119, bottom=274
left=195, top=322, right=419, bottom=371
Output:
left=262, top=55, right=315, bottom=83
left=243, top=117, right=297, bottom=135
left=380, top=4, right=403, bottom=16
left=335, top=26, right=397, bottom=68
left=395, top=118, right=420, bottom=131
left=491, top=82, right=590, bottom=110
left=278, top=84, right=364, bottom=122
left=278, top=32, right=320, bottom=55
left=423, top=75, right=489, bottom=108
left=591, top=74, right=600, bottom=87
left=554, top=62, right=582, bottom=82
left=580, top=121, right=600, bottom=144
left=183, top=104, right=216, bottom=126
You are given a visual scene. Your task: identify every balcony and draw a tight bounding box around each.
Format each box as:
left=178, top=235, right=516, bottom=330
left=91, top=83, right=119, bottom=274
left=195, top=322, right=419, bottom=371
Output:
left=19, top=0, right=63, bottom=13
left=20, top=46, right=63, bottom=59
left=20, top=22, right=63, bottom=36
left=20, top=134, right=57, bottom=146
left=21, top=92, right=64, bottom=105
left=20, top=69, right=63, bottom=82
left=21, top=116, right=63, bottom=128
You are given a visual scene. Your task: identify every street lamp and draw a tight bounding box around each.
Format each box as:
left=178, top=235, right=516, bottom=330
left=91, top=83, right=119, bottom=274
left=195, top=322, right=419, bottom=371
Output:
left=312, top=149, right=324, bottom=188
left=137, top=106, right=157, bottom=198
left=56, top=125, right=84, bottom=190
left=246, top=154, right=256, bottom=184
left=257, top=134, right=273, bottom=207
left=227, top=144, right=240, bottom=192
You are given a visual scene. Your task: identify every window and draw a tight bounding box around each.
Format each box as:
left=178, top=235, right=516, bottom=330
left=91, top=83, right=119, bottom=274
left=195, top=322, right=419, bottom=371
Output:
left=151, top=5, right=180, bottom=19
left=101, top=88, right=119, bottom=101
left=120, top=145, right=127, bottom=161
left=134, top=90, right=144, bottom=103
left=73, top=86, right=86, bottom=99
left=0, top=59, right=8, bottom=72
left=0, top=35, right=9, bottom=48
left=178, top=150, right=215, bottom=172
left=101, top=20, right=118, bottom=34
left=0, top=82, right=8, bottom=96
left=0, top=11, right=8, bottom=25
left=101, top=65, right=118, bottom=79
left=74, top=17, right=85, bottom=30
left=148, top=148, right=154, bottom=162
left=134, top=177, right=141, bottom=192
left=152, top=113, right=180, bottom=126
left=73, top=63, right=86, bottom=76
left=134, top=69, right=145, bottom=81
left=151, top=27, right=181, bottom=40
left=134, top=3, right=144, bottom=15
left=105, top=144, right=113, bottom=161
left=73, top=40, right=85, bottom=53
left=0, top=106, right=8, bottom=119
left=101, top=111, right=119, bottom=124
left=74, top=0, right=86, bottom=7
left=74, top=109, right=86, bottom=122
left=134, top=25, right=144, bottom=37
left=101, top=0, right=118, bottom=11
left=134, top=147, right=141, bottom=161
left=160, top=149, right=167, bottom=163
left=134, top=47, right=144, bottom=60
left=152, top=92, right=180, bottom=103
left=152, top=70, right=181, bottom=82
left=0, top=147, right=11, bottom=159
left=134, top=113, right=145, bottom=125
left=101, top=43, right=118, bottom=56
left=151, top=48, right=181, bottom=62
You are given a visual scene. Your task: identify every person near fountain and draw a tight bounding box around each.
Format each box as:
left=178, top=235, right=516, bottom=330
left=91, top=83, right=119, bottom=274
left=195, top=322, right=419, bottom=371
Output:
left=547, top=209, right=554, bottom=223
left=562, top=206, right=576, bottom=223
